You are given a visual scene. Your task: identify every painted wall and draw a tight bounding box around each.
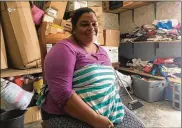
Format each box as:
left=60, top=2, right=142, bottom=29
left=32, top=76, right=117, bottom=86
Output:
left=120, top=2, right=181, bottom=33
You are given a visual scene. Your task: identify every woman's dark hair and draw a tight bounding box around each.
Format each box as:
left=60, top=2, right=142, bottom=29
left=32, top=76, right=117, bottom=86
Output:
left=71, top=7, right=96, bottom=32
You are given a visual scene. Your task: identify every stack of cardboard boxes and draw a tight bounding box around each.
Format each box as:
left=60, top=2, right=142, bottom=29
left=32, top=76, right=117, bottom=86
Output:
left=102, top=30, right=120, bottom=63
left=0, top=1, right=42, bottom=125
left=66, top=1, right=88, bottom=11
left=88, top=3, right=120, bottom=63
left=43, top=1, right=67, bottom=25
left=0, top=2, right=41, bottom=69
left=42, top=2, right=72, bottom=45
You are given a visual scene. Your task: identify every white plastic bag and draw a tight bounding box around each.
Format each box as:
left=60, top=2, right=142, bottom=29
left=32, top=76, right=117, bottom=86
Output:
left=1, top=78, right=34, bottom=110
left=114, top=70, right=133, bottom=94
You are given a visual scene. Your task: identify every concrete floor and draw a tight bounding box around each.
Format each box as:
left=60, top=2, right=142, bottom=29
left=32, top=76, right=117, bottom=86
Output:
left=24, top=94, right=181, bottom=128
left=122, top=95, right=181, bottom=128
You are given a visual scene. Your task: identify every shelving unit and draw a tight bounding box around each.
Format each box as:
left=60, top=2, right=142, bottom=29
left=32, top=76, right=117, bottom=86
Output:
left=1, top=67, right=42, bottom=78
left=118, top=67, right=181, bottom=84
left=121, top=40, right=181, bottom=44
left=103, top=1, right=155, bottom=13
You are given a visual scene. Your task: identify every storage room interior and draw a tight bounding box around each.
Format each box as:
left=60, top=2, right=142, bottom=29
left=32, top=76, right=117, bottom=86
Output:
left=0, top=1, right=181, bottom=128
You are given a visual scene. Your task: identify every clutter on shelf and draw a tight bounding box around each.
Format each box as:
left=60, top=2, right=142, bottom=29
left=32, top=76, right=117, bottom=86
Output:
left=120, top=19, right=181, bottom=43
left=1, top=74, right=44, bottom=111
left=124, top=57, right=181, bottom=79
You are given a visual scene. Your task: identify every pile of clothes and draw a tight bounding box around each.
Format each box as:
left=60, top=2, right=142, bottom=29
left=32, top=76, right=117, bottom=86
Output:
left=121, top=19, right=181, bottom=43
left=125, top=57, right=181, bottom=79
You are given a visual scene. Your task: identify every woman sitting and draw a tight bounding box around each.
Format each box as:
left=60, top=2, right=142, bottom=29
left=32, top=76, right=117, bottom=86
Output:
left=40, top=7, right=145, bottom=128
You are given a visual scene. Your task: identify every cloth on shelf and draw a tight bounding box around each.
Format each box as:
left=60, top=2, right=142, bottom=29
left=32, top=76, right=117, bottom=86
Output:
left=174, top=57, right=182, bottom=67
left=154, top=20, right=173, bottom=30
left=153, top=58, right=174, bottom=65
left=162, top=66, right=181, bottom=74
left=126, top=58, right=149, bottom=68
left=143, top=63, right=153, bottom=73
left=143, top=24, right=156, bottom=31
left=120, top=19, right=181, bottom=43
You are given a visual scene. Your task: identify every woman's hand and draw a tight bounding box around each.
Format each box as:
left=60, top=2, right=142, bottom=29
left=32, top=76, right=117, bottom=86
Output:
left=93, top=114, right=114, bottom=128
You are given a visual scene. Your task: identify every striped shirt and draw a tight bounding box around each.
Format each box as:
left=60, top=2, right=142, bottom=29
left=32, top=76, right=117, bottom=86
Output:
left=73, top=64, right=125, bottom=123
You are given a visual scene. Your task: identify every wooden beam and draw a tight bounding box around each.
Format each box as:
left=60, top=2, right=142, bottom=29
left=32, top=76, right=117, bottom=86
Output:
left=1, top=68, right=42, bottom=78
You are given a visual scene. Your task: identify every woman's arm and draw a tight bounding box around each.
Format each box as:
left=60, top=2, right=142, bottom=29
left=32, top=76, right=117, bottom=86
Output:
left=64, top=92, right=113, bottom=128
left=45, top=42, right=113, bottom=128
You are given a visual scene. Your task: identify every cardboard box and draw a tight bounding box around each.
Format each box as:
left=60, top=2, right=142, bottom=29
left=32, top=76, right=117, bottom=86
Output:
left=66, top=1, right=87, bottom=11
left=42, top=14, right=62, bottom=26
left=96, top=32, right=104, bottom=46
left=43, top=2, right=67, bottom=20
left=0, top=22, right=8, bottom=70
left=24, top=106, right=42, bottom=124
left=104, top=30, right=120, bottom=47
left=101, top=46, right=118, bottom=63
left=90, top=6, right=103, bottom=32
left=42, top=14, right=55, bottom=23
left=45, top=23, right=71, bottom=44
left=88, top=1, right=102, bottom=7
left=0, top=2, right=41, bottom=69
left=102, top=1, right=133, bottom=12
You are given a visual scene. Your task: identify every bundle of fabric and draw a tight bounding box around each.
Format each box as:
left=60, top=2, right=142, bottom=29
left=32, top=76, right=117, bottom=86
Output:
left=126, top=58, right=149, bottom=70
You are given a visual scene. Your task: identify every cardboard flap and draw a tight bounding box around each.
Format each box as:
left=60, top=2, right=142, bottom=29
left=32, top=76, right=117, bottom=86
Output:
left=0, top=22, right=8, bottom=69
left=1, top=2, right=30, bottom=11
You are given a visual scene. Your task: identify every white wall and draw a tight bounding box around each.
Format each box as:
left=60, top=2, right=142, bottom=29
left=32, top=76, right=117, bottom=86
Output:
left=120, top=2, right=181, bottom=33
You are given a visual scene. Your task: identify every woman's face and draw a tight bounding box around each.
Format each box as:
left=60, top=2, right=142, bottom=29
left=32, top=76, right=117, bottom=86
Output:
left=73, top=12, right=98, bottom=45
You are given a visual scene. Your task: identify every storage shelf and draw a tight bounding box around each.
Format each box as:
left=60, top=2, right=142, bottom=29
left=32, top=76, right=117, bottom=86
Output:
left=118, top=67, right=181, bottom=84
left=1, top=68, right=42, bottom=78
left=120, top=40, right=181, bottom=44
left=104, top=2, right=155, bottom=13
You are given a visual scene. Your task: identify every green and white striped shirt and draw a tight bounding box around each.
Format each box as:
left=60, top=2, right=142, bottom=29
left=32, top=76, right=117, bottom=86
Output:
left=73, top=64, right=124, bottom=123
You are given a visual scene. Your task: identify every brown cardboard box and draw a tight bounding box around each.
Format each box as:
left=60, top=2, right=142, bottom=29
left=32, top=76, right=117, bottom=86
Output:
left=102, top=1, right=133, bottom=12
left=89, top=7, right=103, bottom=33
left=104, top=30, right=120, bottom=47
left=0, top=22, right=8, bottom=70
left=24, top=106, right=42, bottom=124
left=43, top=2, right=67, bottom=20
left=97, top=32, right=104, bottom=46
left=66, top=1, right=87, bottom=11
left=0, top=2, right=41, bottom=69
left=88, top=1, right=102, bottom=7
left=45, top=23, right=71, bottom=44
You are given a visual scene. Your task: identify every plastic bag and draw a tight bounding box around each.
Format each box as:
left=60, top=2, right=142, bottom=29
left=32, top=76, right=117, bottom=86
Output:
left=31, top=4, right=44, bottom=25
left=1, top=78, right=34, bottom=110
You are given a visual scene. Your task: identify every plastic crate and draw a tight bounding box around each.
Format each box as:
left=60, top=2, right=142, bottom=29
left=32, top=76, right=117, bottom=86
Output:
left=131, top=75, right=166, bottom=102
left=172, top=84, right=181, bottom=111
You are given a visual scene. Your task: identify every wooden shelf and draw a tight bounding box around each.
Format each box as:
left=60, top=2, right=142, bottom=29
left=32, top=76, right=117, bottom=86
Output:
left=118, top=67, right=181, bottom=84
left=120, top=40, right=181, bottom=44
left=1, top=68, right=42, bottom=78
left=103, top=1, right=155, bottom=13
